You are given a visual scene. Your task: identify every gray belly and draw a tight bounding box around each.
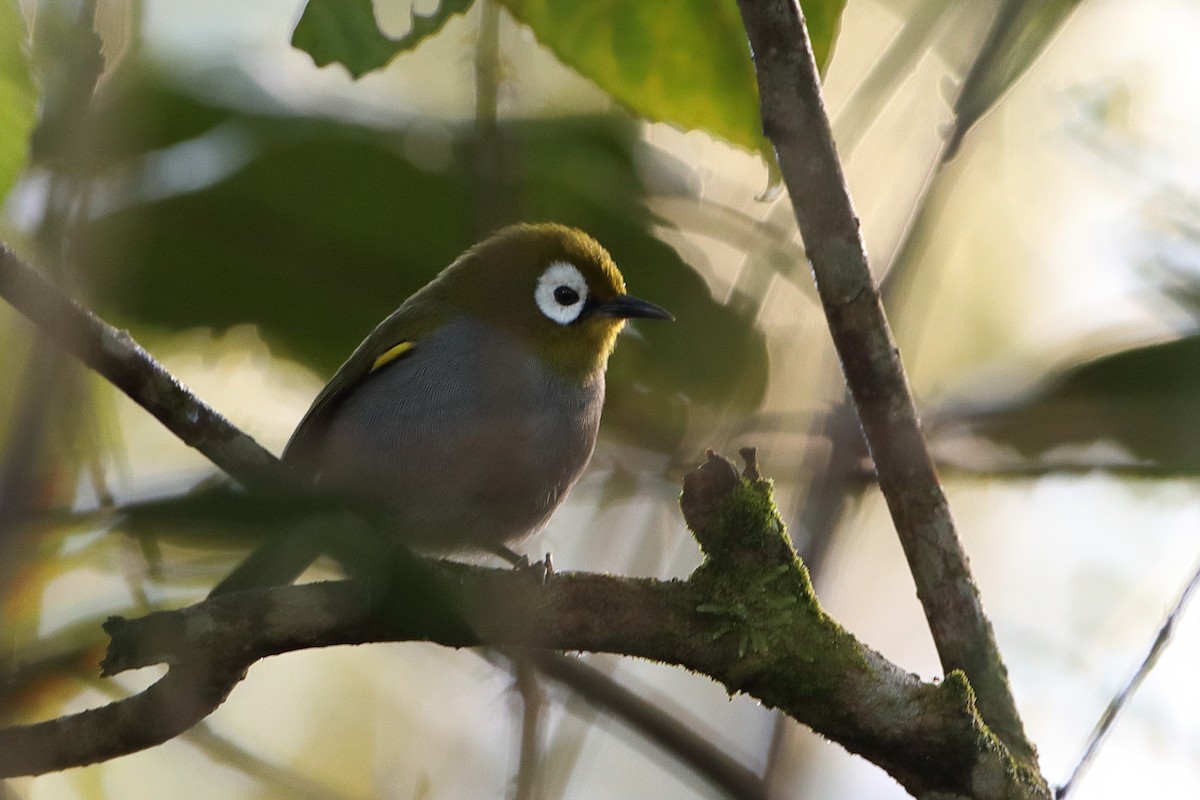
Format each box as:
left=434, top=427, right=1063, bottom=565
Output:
left=297, top=318, right=604, bottom=551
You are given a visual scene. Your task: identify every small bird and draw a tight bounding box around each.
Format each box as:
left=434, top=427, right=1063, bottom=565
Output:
left=279, top=222, right=671, bottom=556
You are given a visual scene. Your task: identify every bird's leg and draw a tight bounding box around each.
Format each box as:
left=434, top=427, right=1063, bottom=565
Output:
left=493, top=547, right=553, bottom=585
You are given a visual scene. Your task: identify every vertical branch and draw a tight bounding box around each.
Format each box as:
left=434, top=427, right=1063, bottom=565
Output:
left=511, top=655, right=544, bottom=800
left=472, top=0, right=508, bottom=234
left=734, top=0, right=1038, bottom=767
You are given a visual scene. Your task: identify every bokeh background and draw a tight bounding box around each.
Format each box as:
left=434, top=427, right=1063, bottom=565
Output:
left=1, top=0, right=1199, bottom=797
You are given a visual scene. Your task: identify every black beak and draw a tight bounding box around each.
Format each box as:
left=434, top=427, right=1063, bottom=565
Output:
left=594, top=293, right=674, bottom=321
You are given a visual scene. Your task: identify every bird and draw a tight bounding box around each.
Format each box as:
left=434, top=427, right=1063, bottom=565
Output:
left=223, top=223, right=671, bottom=587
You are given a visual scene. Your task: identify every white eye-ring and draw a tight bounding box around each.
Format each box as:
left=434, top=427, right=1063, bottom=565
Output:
left=535, top=261, right=589, bottom=325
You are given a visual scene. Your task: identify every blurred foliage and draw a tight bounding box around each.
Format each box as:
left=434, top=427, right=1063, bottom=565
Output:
left=950, top=335, right=1200, bottom=474
left=293, top=0, right=474, bottom=76
left=292, top=0, right=846, bottom=154
left=945, top=0, right=1084, bottom=158
left=74, top=73, right=768, bottom=454
left=25, top=1, right=106, bottom=170
left=0, top=0, right=34, bottom=200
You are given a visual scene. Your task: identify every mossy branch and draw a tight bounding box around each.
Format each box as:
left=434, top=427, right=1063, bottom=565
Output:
left=0, top=443, right=1046, bottom=797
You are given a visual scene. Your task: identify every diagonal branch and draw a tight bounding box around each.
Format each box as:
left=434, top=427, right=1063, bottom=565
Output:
left=733, top=0, right=1039, bottom=770
left=1056, top=554, right=1200, bottom=798
left=0, top=243, right=283, bottom=492
left=528, top=652, right=767, bottom=800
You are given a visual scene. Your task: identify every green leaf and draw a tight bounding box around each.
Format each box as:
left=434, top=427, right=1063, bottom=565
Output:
left=0, top=0, right=35, bottom=200
left=292, top=0, right=475, bottom=77
left=497, top=0, right=844, bottom=154
left=803, top=0, right=844, bottom=73
left=289, top=0, right=845, bottom=152
left=947, top=336, right=1200, bottom=474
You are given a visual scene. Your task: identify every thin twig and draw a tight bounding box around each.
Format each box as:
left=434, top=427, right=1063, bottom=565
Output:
left=733, top=0, right=1040, bottom=770
left=1055, top=556, right=1200, bottom=798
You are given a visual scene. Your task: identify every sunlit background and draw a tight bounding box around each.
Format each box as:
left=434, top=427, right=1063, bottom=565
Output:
left=1, top=0, right=1199, bottom=797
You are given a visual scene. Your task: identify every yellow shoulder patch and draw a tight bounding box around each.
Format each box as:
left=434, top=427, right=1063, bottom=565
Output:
left=370, top=341, right=415, bottom=372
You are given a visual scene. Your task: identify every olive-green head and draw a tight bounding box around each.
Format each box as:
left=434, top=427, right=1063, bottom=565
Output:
left=422, top=223, right=672, bottom=379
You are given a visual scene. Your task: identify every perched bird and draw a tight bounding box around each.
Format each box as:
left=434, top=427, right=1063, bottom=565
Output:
left=278, top=222, right=671, bottom=557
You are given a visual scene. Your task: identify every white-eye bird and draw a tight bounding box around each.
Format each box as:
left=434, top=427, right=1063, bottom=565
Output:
left=280, top=222, right=672, bottom=554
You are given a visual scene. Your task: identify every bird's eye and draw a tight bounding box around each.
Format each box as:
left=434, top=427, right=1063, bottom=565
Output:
left=553, top=285, right=580, bottom=306
left=536, top=262, right=589, bottom=325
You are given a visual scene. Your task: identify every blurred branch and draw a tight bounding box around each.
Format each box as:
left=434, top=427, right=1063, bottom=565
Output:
left=936, top=461, right=1189, bottom=480
left=800, top=0, right=1094, bottom=571
left=940, top=0, right=1025, bottom=163
left=472, top=0, right=509, bottom=234
left=0, top=0, right=104, bottom=568
left=832, top=0, right=956, bottom=155
left=786, top=0, right=1096, bottom=575
left=1055, top=555, right=1200, bottom=799
left=531, top=652, right=767, bottom=800
left=944, top=0, right=1084, bottom=162
left=0, top=452, right=1043, bottom=798
left=0, top=243, right=284, bottom=492
left=880, top=0, right=1085, bottom=303
left=511, top=655, right=544, bottom=800
left=184, top=722, right=362, bottom=800
left=733, top=0, right=1041, bottom=774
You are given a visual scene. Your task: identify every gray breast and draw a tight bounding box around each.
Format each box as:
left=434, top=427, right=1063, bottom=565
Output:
left=304, top=315, right=604, bottom=551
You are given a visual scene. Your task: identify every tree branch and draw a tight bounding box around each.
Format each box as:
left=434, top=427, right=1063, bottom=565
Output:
left=0, top=241, right=764, bottom=798
left=0, top=242, right=283, bottom=492
left=0, top=453, right=1044, bottom=798
left=733, top=0, right=1041, bottom=772
left=0, top=180, right=1046, bottom=792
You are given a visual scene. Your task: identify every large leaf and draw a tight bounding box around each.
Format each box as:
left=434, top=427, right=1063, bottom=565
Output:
left=497, top=0, right=846, bottom=154
left=75, top=76, right=769, bottom=455
left=500, top=0, right=761, bottom=151
left=292, top=0, right=474, bottom=77
left=0, top=0, right=35, bottom=201
left=943, top=336, right=1200, bottom=474
left=290, top=0, right=846, bottom=154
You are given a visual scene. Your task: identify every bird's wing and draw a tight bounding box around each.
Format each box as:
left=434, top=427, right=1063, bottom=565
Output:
left=282, top=302, right=442, bottom=470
